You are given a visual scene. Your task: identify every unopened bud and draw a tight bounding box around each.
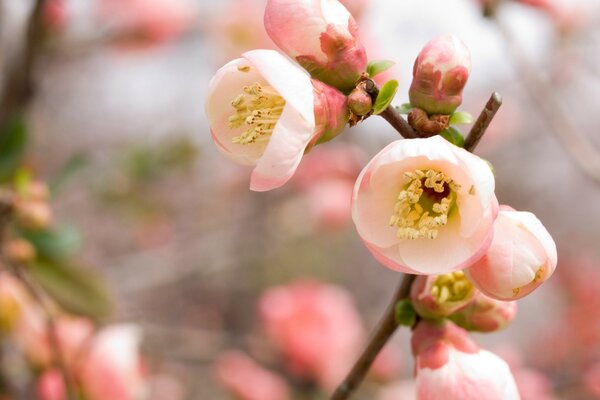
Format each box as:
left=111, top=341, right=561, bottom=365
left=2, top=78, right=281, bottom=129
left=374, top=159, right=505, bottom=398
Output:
left=15, top=201, right=52, bottom=230
left=409, top=35, right=471, bottom=115
left=410, top=271, right=476, bottom=319
left=22, top=181, right=50, bottom=202
left=348, top=85, right=373, bottom=116
left=450, top=292, right=517, bottom=332
left=3, top=239, right=36, bottom=265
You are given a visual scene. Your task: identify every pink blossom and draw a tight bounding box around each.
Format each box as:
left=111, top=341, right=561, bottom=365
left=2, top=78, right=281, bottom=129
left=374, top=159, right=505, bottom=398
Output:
left=584, top=362, right=600, bottom=397
left=411, top=320, right=520, bottom=400
left=409, top=35, right=471, bottom=115
left=410, top=271, right=476, bottom=319
left=206, top=49, right=348, bottom=191
left=466, top=206, right=557, bottom=300
left=450, top=291, right=517, bottom=332
left=214, top=351, right=291, bottom=400
left=352, top=136, right=498, bottom=275
left=77, top=325, right=146, bottom=400
left=258, top=280, right=365, bottom=390
left=378, top=380, right=416, bottom=400
left=264, top=0, right=368, bottom=92
left=36, top=369, right=66, bottom=400
left=512, top=368, right=555, bottom=400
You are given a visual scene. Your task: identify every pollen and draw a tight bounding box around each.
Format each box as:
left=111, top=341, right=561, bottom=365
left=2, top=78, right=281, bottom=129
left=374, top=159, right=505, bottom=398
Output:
left=389, top=169, right=460, bottom=240
left=430, top=271, right=473, bottom=303
left=228, top=82, right=285, bottom=145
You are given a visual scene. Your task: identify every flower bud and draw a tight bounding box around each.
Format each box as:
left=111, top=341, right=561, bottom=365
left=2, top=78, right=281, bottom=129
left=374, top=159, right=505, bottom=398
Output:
left=466, top=206, right=557, bottom=301
left=264, top=0, right=368, bottom=93
left=312, top=79, right=350, bottom=146
left=348, top=85, right=373, bottom=116
left=410, top=271, right=476, bottom=319
left=409, top=35, right=471, bottom=115
left=450, top=292, right=517, bottom=332
left=2, top=239, right=36, bottom=265
left=411, top=320, right=520, bottom=400
left=15, top=201, right=52, bottom=230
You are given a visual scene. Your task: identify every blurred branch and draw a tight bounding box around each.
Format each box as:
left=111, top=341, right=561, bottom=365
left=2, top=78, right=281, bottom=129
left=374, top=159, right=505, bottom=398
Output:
left=494, top=16, right=600, bottom=184
left=464, top=92, right=503, bottom=152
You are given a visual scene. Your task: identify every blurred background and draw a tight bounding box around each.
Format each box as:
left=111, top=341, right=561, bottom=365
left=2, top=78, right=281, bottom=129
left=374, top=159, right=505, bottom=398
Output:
left=1, top=0, right=600, bottom=399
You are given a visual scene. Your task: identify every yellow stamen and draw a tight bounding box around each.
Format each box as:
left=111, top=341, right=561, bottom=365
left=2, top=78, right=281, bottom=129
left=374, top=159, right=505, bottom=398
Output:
left=390, top=168, right=461, bottom=240
left=430, top=271, right=473, bottom=303
left=228, top=82, right=285, bottom=145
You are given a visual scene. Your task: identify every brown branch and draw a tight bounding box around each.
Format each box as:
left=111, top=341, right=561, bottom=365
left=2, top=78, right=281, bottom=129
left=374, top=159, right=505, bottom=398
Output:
left=363, top=79, right=421, bottom=139
left=464, top=92, right=503, bottom=152
left=330, top=274, right=416, bottom=400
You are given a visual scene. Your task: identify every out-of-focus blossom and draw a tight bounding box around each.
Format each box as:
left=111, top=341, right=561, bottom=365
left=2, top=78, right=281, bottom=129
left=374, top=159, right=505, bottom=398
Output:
left=371, top=343, right=403, bottom=383
left=339, top=0, right=370, bottom=19
left=214, top=351, right=291, bottom=400
left=450, top=292, right=517, bottom=332
left=0, top=272, right=29, bottom=333
left=410, top=271, right=476, bottom=318
left=352, top=136, right=498, bottom=275
left=78, top=324, right=146, bottom=400
left=378, top=380, right=416, bottom=400
left=264, top=0, right=368, bottom=92
left=36, top=369, right=66, bottom=400
left=411, top=320, right=520, bottom=400
left=584, top=362, right=600, bottom=397
left=513, top=368, right=555, bottom=400
left=517, top=0, right=584, bottom=32
left=466, top=206, right=557, bottom=300
left=409, top=35, right=471, bottom=115
left=210, top=0, right=276, bottom=62
left=206, top=49, right=348, bottom=191
left=259, top=280, right=364, bottom=390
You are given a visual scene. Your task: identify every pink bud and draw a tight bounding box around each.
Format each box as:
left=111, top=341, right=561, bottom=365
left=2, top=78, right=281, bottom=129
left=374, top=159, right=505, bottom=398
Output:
left=450, top=291, right=517, bottom=332
left=410, top=271, right=476, bottom=319
left=466, top=206, right=557, bottom=301
left=411, top=320, right=520, bottom=400
left=36, top=369, right=66, bottom=400
left=214, top=351, right=291, bottom=400
left=409, top=35, right=471, bottom=115
left=264, top=0, right=368, bottom=92
left=206, top=50, right=348, bottom=192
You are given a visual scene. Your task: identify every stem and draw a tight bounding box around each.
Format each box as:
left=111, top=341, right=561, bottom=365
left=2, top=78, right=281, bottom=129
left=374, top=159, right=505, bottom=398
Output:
left=464, top=92, right=503, bottom=152
left=363, top=79, right=421, bottom=139
left=330, top=274, right=416, bottom=400
left=331, top=92, right=501, bottom=400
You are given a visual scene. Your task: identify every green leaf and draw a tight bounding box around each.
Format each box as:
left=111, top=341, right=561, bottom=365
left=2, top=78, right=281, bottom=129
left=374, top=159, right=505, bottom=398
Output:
left=28, top=261, right=112, bottom=319
left=395, top=103, right=412, bottom=115
left=449, top=111, right=474, bottom=125
left=21, top=226, right=81, bottom=262
left=367, top=60, right=395, bottom=78
left=49, top=153, right=89, bottom=195
left=0, top=114, right=27, bottom=183
left=373, top=80, right=399, bottom=115
left=395, top=299, right=417, bottom=327
left=440, top=127, right=465, bottom=147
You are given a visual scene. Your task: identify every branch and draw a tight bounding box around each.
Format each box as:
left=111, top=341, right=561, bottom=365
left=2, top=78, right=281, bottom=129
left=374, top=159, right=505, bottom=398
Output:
left=363, top=79, right=421, bottom=139
left=330, top=274, right=416, bottom=400
left=464, top=92, right=503, bottom=152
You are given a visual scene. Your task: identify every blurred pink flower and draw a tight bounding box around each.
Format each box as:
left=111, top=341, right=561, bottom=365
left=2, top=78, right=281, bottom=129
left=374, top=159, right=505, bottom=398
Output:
left=513, top=368, right=555, bottom=400
left=409, top=35, right=471, bottom=115
left=466, top=206, right=557, bottom=300
left=450, top=291, right=517, bottom=333
left=36, top=369, right=66, bottom=400
left=259, top=280, right=365, bottom=390
left=411, top=320, right=520, bottom=400
left=378, top=380, right=416, bottom=400
left=584, top=362, right=600, bottom=397
left=206, top=49, right=347, bottom=191
left=264, top=0, right=367, bottom=92
left=410, top=271, right=476, bottom=319
left=214, top=351, right=291, bottom=400
left=352, top=136, right=498, bottom=274
left=78, top=324, right=146, bottom=400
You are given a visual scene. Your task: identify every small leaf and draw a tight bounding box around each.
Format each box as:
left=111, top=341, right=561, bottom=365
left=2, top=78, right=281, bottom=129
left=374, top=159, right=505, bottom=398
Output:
left=28, top=261, right=112, bottom=319
left=20, top=226, right=81, bottom=262
left=395, top=103, right=412, bottom=115
left=367, top=60, right=395, bottom=78
left=449, top=111, right=474, bottom=125
left=373, top=80, right=399, bottom=115
left=395, top=299, right=417, bottom=327
left=440, top=127, right=465, bottom=147
left=0, top=114, right=27, bottom=183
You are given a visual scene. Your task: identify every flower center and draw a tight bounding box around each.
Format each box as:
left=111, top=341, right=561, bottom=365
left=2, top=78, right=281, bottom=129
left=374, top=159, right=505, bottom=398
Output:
left=228, top=82, right=285, bottom=145
left=430, top=271, right=473, bottom=304
left=389, top=169, right=460, bottom=240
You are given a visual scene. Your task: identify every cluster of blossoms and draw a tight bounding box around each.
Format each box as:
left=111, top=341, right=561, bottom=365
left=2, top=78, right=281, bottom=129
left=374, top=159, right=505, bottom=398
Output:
left=206, top=0, right=558, bottom=398
left=0, top=273, right=147, bottom=400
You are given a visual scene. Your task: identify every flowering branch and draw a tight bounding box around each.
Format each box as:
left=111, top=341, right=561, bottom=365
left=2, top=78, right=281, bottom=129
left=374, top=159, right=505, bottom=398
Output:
left=331, top=92, right=503, bottom=400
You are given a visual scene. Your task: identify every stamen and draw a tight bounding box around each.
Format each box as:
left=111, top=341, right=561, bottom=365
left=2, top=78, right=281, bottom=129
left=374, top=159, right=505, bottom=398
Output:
left=228, top=82, right=285, bottom=145
left=390, top=168, right=459, bottom=240
left=430, top=271, right=473, bottom=303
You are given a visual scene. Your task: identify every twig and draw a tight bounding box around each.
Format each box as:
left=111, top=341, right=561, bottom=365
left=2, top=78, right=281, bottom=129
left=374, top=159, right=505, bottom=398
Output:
left=330, top=274, right=416, bottom=400
left=464, top=92, right=503, bottom=152
left=330, top=91, right=501, bottom=400
left=363, top=79, right=421, bottom=139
